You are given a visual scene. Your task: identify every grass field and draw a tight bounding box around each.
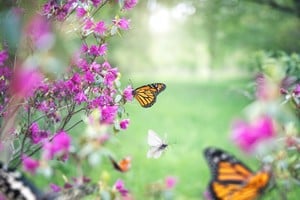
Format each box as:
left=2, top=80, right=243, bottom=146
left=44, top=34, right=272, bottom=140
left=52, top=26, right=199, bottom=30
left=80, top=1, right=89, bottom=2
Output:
left=99, top=78, right=263, bottom=199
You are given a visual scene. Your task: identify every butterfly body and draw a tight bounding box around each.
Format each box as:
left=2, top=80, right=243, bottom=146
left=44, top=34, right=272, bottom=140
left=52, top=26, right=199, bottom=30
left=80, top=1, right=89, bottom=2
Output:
left=133, top=83, right=166, bottom=108
left=204, top=147, right=271, bottom=200
left=147, top=130, right=168, bottom=159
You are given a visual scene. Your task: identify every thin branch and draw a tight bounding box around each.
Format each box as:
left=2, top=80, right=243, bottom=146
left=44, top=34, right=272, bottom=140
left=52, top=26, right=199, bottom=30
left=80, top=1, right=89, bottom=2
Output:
left=91, top=0, right=109, bottom=18
left=65, top=119, right=83, bottom=132
left=19, top=106, right=31, bottom=157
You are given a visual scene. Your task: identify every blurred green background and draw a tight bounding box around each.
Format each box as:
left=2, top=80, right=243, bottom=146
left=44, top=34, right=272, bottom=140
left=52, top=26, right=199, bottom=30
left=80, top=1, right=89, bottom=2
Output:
left=104, top=0, right=300, bottom=199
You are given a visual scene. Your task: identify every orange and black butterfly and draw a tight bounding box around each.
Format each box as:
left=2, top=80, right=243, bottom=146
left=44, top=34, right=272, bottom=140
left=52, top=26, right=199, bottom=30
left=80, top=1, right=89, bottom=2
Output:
left=109, top=156, right=131, bottom=172
left=204, top=147, right=271, bottom=200
left=133, top=83, right=166, bottom=108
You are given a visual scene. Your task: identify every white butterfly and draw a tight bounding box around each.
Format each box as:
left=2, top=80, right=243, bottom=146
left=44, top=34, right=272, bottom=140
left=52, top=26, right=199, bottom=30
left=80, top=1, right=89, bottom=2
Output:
left=147, top=130, right=168, bottom=159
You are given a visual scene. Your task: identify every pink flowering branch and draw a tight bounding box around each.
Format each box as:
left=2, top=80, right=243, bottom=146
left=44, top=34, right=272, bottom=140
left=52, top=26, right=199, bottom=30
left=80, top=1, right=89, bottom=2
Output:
left=0, top=1, right=139, bottom=199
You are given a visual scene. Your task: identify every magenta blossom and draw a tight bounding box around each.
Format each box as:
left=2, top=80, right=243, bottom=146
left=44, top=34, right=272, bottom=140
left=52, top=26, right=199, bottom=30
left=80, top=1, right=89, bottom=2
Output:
left=123, top=85, right=134, bottom=101
left=231, top=116, right=276, bottom=153
left=114, top=179, right=128, bottom=197
left=293, top=84, right=300, bottom=97
left=50, top=183, right=61, bottom=193
left=76, top=7, right=87, bottom=18
left=29, top=122, right=49, bottom=144
left=113, top=17, right=130, bottom=30
left=104, top=67, right=118, bottom=86
left=91, top=0, right=102, bottom=7
left=26, top=15, right=54, bottom=49
left=165, top=176, right=177, bottom=189
left=101, top=105, right=118, bottom=124
left=102, top=61, right=111, bottom=69
left=80, top=44, right=89, bottom=53
left=83, top=18, right=94, bottom=30
left=98, top=43, right=107, bottom=56
left=74, top=92, right=88, bottom=104
left=123, top=0, right=138, bottom=10
left=43, top=131, right=71, bottom=161
left=11, top=68, right=43, bottom=98
left=203, top=189, right=213, bottom=200
left=22, top=155, right=39, bottom=174
left=94, top=21, right=106, bottom=35
left=0, top=50, right=8, bottom=66
left=120, top=119, right=130, bottom=130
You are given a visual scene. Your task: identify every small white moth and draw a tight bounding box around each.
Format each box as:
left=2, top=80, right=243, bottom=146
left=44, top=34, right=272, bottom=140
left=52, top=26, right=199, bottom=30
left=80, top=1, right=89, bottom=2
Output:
left=147, top=130, right=168, bottom=159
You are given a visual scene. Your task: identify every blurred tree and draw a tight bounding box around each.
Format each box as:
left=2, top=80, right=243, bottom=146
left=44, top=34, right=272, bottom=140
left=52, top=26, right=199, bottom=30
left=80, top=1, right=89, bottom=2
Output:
left=110, top=0, right=300, bottom=76
left=247, top=0, right=300, bottom=17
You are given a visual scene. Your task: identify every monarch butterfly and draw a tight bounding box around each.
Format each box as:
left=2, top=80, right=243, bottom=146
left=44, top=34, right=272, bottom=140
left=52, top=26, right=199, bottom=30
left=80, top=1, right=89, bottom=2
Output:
left=109, top=156, right=131, bottom=172
left=133, top=83, right=166, bottom=108
left=147, top=130, right=168, bottom=159
left=204, top=147, right=271, bottom=200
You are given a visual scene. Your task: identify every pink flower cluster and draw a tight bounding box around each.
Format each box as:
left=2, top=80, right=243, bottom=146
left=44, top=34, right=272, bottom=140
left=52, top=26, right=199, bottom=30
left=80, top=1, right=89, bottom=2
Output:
left=231, top=116, right=276, bottom=153
left=0, top=0, right=138, bottom=197
left=42, top=131, right=71, bottom=161
left=114, top=179, right=129, bottom=197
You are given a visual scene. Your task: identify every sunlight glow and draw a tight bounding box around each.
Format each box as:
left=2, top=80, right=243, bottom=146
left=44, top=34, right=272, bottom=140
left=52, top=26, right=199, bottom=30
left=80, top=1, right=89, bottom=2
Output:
left=149, top=8, right=171, bottom=34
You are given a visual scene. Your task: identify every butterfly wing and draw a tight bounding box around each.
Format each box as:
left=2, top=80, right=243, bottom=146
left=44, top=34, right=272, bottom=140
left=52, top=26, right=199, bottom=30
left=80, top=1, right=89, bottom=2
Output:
left=109, top=156, right=131, bottom=172
left=204, top=147, right=270, bottom=200
left=147, top=146, right=163, bottom=158
left=133, top=83, right=166, bottom=108
left=148, top=130, right=164, bottom=146
left=147, top=130, right=167, bottom=159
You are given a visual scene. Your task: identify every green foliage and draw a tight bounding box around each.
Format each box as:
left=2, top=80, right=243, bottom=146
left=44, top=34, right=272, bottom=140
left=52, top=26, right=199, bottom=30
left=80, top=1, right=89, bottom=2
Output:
left=246, top=51, right=300, bottom=79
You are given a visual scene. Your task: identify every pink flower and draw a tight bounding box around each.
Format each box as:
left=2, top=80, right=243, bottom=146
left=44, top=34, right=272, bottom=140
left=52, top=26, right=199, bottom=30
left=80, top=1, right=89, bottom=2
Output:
left=123, top=0, right=138, bottom=10
left=29, top=122, right=49, bottom=144
left=293, top=84, right=300, bottom=97
left=203, top=189, right=213, bottom=200
left=120, top=119, right=130, bottom=130
left=113, top=17, right=130, bottom=30
left=76, top=7, right=87, bottom=18
left=90, top=61, right=101, bottom=72
left=102, top=61, right=111, bottom=69
left=84, top=71, right=95, bottom=83
left=101, top=105, right=118, bottom=124
left=50, top=183, right=61, bottom=192
left=0, top=50, right=8, bottom=66
left=10, top=68, right=43, bottom=98
left=91, top=0, right=102, bottom=7
left=22, top=155, right=39, bottom=174
left=98, top=43, right=107, bottom=56
left=114, top=179, right=128, bottom=197
left=231, top=116, right=275, bottom=153
left=75, top=92, right=88, bottom=104
left=104, top=68, right=118, bottom=86
left=123, top=85, right=134, bottom=101
left=165, top=176, right=177, bottom=189
left=89, top=45, right=99, bottom=56
left=26, top=15, right=54, bottom=49
left=43, top=131, right=71, bottom=161
left=94, top=21, right=107, bottom=35
left=80, top=44, right=89, bottom=53
left=84, top=18, right=94, bottom=30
